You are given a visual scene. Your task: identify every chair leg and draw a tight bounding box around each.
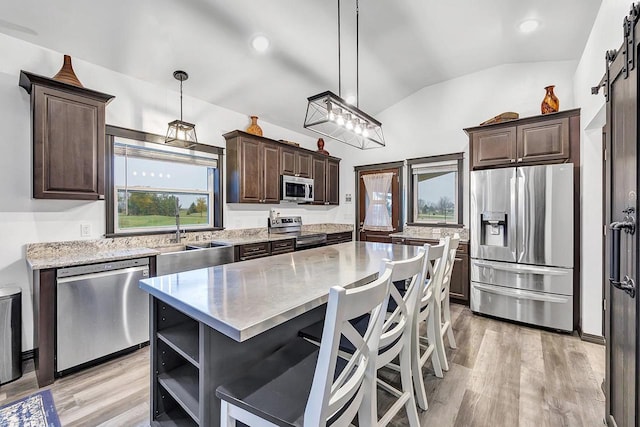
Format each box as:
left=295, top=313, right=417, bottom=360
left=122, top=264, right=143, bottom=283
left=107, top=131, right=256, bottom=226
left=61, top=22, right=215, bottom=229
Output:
left=443, top=292, right=457, bottom=349
left=426, top=313, right=444, bottom=379
left=358, top=362, right=378, bottom=427
left=220, top=401, right=237, bottom=427
left=432, top=300, right=449, bottom=371
left=412, top=317, right=429, bottom=411
left=400, top=341, right=420, bottom=427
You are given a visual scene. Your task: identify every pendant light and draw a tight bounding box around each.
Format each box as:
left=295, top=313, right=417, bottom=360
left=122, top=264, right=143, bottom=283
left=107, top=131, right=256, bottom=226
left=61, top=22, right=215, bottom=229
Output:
left=166, top=70, right=198, bottom=145
left=304, top=0, right=385, bottom=149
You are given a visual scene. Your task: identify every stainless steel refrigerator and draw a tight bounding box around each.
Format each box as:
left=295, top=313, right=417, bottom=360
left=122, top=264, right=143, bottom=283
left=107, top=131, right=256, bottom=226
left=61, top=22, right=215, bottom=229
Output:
left=470, top=163, right=574, bottom=331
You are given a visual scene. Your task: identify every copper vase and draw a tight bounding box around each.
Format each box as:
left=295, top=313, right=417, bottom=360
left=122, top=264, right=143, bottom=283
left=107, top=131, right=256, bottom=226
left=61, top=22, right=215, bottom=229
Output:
left=541, top=85, right=559, bottom=114
left=53, top=55, right=84, bottom=87
left=246, top=116, right=263, bottom=136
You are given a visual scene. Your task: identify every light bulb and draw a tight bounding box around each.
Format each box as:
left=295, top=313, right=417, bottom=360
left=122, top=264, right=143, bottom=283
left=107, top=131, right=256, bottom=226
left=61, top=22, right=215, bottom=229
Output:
left=336, top=114, right=345, bottom=126
left=346, top=119, right=354, bottom=130
left=328, top=111, right=335, bottom=121
left=354, top=122, right=362, bottom=134
left=362, top=127, right=370, bottom=138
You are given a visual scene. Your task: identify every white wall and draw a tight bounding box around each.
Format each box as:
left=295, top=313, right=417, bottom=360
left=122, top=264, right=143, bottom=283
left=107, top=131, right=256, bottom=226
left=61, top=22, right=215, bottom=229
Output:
left=573, top=0, right=632, bottom=337
left=0, top=33, right=339, bottom=351
left=329, top=60, right=578, bottom=228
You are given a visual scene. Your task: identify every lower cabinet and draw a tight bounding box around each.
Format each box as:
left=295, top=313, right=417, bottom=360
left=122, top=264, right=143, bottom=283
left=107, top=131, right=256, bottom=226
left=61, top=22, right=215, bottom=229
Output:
left=234, top=239, right=295, bottom=262
left=152, top=300, right=201, bottom=426
left=391, top=237, right=470, bottom=305
left=326, top=231, right=353, bottom=245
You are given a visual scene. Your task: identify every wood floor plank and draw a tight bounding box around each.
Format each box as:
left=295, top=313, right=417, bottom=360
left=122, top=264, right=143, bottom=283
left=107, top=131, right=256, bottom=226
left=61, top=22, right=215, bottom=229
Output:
left=0, top=307, right=606, bottom=427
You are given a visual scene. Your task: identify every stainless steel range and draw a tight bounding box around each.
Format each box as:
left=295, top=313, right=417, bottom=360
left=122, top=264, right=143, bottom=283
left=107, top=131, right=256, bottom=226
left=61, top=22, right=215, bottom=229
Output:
left=268, top=215, right=327, bottom=250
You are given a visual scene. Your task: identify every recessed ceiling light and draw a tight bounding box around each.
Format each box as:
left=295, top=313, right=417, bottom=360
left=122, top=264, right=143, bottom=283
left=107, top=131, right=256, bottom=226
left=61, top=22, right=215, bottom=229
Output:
left=345, top=95, right=356, bottom=105
left=251, top=35, right=270, bottom=52
left=519, top=19, right=539, bottom=33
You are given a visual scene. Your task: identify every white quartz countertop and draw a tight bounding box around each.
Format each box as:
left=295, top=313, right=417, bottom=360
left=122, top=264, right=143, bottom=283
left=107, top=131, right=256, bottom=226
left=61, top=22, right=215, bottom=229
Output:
left=139, top=242, right=420, bottom=342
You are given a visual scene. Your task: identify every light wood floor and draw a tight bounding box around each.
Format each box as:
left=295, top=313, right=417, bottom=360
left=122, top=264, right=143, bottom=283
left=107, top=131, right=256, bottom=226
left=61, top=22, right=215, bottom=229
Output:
left=0, top=305, right=605, bottom=427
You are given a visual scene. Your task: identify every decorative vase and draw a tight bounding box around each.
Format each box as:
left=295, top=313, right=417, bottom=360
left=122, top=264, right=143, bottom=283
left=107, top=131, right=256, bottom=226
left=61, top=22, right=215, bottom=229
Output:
left=246, top=115, right=263, bottom=136
left=541, top=85, right=559, bottom=114
left=52, top=55, right=84, bottom=87
left=316, top=138, right=329, bottom=155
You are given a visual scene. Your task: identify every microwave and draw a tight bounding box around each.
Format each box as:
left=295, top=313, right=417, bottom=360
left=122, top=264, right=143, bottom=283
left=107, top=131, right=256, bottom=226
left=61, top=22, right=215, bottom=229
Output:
left=281, top=175, right=314, bottom=202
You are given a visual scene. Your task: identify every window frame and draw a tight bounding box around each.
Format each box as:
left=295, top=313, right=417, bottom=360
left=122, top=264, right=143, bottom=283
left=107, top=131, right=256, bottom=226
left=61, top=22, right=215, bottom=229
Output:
left=105, top=125, right=224, bottom=237
left=406, top=152, right=464, bottom=228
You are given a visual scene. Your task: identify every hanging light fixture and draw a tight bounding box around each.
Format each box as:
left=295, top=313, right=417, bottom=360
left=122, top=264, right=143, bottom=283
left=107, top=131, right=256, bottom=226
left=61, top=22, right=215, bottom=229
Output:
left=303, top=0, right=385, bottom=149
left=166, top=70, right=198, bottom=146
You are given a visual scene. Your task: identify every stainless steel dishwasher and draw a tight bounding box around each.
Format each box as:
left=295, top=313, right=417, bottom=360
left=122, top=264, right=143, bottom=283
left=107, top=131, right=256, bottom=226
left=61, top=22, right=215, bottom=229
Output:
left=56, top=258, right=150, bottom=374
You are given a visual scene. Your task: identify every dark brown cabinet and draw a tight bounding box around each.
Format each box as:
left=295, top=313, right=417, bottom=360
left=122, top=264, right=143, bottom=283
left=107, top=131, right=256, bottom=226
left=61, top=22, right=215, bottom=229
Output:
left=391, top=237, right=470, bottom=305
left=19, top=71, right=114, bottom=200
left=466, top=109, right=578, bottom=170
left=312, top=156, right=340, bottom=205
left=225, top=131, right=340, bottom=205
left=281, top=147, right=312, bottom=178
left=234, top=239, right=295, bottom=262
left=313, top=156, right=327, bottom=203
left=225, top=132, right=280, bottom=204
left=326, top=231, right=353, bottom=245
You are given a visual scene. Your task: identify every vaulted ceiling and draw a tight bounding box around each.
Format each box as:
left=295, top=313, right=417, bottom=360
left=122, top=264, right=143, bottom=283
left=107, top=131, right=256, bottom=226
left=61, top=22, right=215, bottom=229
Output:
left=1, top=0, right=602, bottom=133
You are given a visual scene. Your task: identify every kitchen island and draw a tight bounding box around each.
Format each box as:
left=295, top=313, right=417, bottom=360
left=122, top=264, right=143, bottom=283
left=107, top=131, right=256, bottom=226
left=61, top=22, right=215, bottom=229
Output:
left=139, top=241, right=421, bottom=426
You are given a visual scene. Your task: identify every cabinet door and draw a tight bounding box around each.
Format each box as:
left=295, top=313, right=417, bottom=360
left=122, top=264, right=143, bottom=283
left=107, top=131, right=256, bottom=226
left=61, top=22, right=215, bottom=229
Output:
left=280, top=147, right=296, bottom=176
left=326, top=159, right=340, bottom=205
left=239, top=138, right=262, bottom=203
left=262, top=143, right=281, bottom=203
left=516, top=118, right=569, bottom=163
left=449, top=253, right=469, bottom=303
left=296, top=152, right=313, bottom=178
left=471, top=127, right=517, bottom=169
left=313, top=157, right=327, bottom=203
left=33, top=86, right=105, bottom=199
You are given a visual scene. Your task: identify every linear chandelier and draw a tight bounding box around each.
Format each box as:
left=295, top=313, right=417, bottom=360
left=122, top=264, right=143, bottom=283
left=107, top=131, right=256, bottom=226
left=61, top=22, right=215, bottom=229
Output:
left=303, top=0, right=385, bottom=149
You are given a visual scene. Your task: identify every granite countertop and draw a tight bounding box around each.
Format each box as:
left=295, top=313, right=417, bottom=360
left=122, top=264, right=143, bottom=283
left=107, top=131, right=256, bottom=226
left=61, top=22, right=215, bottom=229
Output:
left=26, top=223, right=355, bottom=269
left=139, top=242, right=420, bottom=342
left=390, top=225, right=469, bottom=242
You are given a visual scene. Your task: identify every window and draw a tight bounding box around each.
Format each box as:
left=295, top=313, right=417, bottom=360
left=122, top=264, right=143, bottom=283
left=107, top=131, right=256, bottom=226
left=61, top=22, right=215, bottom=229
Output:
left=106, top=127, right=223, bottom=235
left=407, top=153, right=463, bottom=227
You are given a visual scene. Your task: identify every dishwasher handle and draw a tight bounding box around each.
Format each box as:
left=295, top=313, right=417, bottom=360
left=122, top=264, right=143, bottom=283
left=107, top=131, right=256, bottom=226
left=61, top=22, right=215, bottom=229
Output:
left=56, top=266, right=149, bottom=284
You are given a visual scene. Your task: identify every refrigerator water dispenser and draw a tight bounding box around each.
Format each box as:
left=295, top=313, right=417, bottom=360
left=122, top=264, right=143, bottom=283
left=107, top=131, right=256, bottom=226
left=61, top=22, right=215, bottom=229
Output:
left=480, top=211, right=507, bottom=247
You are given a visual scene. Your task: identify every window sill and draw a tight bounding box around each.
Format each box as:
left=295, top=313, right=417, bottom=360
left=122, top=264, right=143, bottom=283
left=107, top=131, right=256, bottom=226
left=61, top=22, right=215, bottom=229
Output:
left=405, top=223, right=464, bottom=229
left=105, top=227, right=225, bottom=238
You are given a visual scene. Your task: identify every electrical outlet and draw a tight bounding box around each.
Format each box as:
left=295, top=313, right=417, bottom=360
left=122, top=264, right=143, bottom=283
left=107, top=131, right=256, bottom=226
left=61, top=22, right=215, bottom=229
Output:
left=80, top=223, right=91, bottom=237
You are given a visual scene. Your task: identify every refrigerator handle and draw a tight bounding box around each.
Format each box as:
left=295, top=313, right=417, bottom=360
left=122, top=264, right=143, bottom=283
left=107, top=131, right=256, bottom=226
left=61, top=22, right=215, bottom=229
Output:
left=517, top=168, right=526, bottom=263
left=509, top=171, right=518, bottom=261
left=473, top=283, right=570, bottom=303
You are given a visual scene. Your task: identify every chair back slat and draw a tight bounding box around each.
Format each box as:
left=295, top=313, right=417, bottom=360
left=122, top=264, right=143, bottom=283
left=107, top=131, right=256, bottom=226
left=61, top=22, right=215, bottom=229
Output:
left=377, top=251, right=425, bottom=365
left=440, top=234, right=460, bottom=289
left=420, top=241, right=449, bottom=312
left=304, top=266, right=393, bottom=426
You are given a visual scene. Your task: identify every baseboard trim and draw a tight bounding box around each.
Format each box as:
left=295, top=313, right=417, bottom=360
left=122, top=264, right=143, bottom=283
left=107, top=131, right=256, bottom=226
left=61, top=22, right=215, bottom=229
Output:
left=581, top=332, right=605, bottom=346
left=21, top=349, right=35, bottom=362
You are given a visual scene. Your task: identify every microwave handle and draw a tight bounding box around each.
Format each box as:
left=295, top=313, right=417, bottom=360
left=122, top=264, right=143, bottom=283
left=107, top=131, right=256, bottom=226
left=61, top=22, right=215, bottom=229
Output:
left=307, top=183, right=313, bottom=200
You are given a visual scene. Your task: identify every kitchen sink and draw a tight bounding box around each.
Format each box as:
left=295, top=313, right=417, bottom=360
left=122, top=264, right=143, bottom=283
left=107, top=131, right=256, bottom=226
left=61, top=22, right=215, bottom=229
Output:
left=156, top=241, right=234, bottom=275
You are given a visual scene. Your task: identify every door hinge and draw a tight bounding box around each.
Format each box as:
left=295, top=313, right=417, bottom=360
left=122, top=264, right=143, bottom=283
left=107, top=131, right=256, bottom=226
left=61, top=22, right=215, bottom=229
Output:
left=603, top=149, right=607, bottom=162
left=604, top=224, right=607, bottom=236
left=603, top=298, right=606, bottom=311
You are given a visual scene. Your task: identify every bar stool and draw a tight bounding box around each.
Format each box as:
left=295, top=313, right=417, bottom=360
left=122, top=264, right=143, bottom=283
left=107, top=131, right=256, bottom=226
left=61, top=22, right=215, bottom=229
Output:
left=299, top=250, right=426, bottom=427
left=436, top=234, right=459, bottom=371
left=216, top=266, right=394, bottom=427
left=412, top=241, right=448, bottom=411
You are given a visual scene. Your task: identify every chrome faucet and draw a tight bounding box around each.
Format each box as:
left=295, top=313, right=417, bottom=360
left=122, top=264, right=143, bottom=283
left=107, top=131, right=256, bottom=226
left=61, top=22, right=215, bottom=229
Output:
left=172, top=197, right=185, bottom=244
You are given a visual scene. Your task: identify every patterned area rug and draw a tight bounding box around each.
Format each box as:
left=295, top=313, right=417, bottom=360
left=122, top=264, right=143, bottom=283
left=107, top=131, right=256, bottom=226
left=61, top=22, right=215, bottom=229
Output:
left=0, top=389, right=61, bottom=427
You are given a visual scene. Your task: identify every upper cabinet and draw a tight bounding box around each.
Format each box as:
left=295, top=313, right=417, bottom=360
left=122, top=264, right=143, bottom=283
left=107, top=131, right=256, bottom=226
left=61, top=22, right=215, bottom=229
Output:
left=465, top=109, right=579, bottom=170
left=19, top=71, right=114, bottom=200
left=281, top=146, right=312, bottom=178
left=224, top=130, right=341, bottom=205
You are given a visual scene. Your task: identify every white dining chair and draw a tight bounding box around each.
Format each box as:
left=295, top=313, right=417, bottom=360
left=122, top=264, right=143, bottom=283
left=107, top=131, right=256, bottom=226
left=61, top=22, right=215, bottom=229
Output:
left=299, top=250, right=426, bottom=427
left=436, top=234, right=460, bottom=371
left=412, top=240, right=448, bottom=411
left=216, top=266, right=393, bottom=427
